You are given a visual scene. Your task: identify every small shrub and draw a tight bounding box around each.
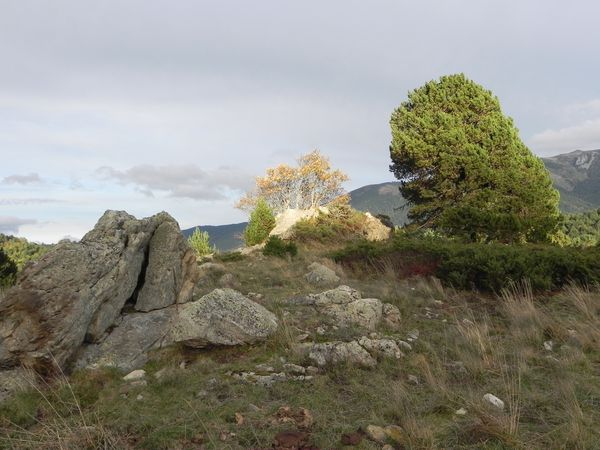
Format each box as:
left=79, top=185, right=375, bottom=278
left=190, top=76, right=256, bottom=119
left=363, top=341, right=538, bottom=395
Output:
left=0, top=248, right=17, bottom=287
left=214, top=251, right=245, bottom=262
left=333, top=234, right=600, bottom=292
left=187, top=228, right=214, bottom=257
left=263, top=236, right=297, bottom=258
left=244, top=199, right=276, bottom=246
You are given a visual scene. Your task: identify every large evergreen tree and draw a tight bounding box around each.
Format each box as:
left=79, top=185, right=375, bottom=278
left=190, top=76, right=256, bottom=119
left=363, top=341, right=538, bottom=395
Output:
left=389, top=74, right=560, bottom=242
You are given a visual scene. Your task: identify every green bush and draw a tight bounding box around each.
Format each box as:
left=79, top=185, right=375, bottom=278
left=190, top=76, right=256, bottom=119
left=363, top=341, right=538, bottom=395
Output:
left=263, top=236, right=298, bottom=258
left=0, top=234, right=52, bottom=271
left=187, top=228, right=215, bottom=257
left=244, top=199, right=276, bottom=246
left=333, top=234, right=600, bottom=292
left=0, top=248, right=17, bottom=287
left=292, top=206, right=366, bottom=243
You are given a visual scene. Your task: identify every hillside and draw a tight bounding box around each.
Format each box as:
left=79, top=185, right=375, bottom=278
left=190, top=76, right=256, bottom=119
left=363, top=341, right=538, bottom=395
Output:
left=181, top=223, right=246, bottom=253
left=183, top=150, right=600, bottom=252
left=542, top=149, right=600, bottom=212
left=2, top=235, right=599, bottom=449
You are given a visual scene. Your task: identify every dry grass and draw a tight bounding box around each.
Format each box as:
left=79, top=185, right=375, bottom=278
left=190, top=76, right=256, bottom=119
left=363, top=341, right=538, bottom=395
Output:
left=0, top=366, right=125, bottom=449
left=2, top=249, right=600, bottom=449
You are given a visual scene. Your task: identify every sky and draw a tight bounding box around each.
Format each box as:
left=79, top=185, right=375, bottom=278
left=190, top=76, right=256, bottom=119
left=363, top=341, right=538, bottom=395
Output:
left=1, top=0, right=600, bottom=243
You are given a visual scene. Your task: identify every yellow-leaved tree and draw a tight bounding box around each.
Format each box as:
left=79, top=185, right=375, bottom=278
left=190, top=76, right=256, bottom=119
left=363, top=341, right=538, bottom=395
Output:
left=236, top=150, right=349, bottom=214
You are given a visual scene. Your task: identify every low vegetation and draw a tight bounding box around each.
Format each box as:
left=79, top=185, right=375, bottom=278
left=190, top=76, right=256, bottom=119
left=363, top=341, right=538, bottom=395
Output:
left=244, top=199, right=276, bottom=246
left=334, top=232, right=600, bottom=292
left=187, top=228, right=215, bottom=257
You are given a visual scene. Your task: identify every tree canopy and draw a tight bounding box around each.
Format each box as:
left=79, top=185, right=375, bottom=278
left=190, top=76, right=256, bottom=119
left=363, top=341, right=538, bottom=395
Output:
left=237, top=150, right=349, bottom=214
left=389, top=74, right=560, bottom=242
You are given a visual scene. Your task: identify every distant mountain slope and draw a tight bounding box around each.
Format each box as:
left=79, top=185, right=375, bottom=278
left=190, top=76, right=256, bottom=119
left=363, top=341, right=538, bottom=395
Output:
left=348, top=182, right=408, bottom=225
left=181, top=223, right=246, bottom=253
left=542, top=149, right=600, bottom=212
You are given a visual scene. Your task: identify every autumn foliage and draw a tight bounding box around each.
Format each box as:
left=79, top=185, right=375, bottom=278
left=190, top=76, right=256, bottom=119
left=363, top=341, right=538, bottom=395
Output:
left=237, top=150, right=349, bottom=214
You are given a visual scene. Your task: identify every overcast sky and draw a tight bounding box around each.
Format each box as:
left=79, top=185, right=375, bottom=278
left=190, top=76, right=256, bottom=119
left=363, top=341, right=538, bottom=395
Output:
left=1, top=0, right=600, bottom=242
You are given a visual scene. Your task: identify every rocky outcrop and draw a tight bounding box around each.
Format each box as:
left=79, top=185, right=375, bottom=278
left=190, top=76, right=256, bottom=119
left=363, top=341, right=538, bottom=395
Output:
left=363, top=212, right=392, bottom=241
left=269, top=208, right=324, bottom=239
left=0, top=210, right=199, bottom=371
left=75, top=308, right=175, bottom=372
left=304, top=262, right=340, bottom=287
left=169, top=289, right=279, bottom=348
left=306, top=285, right=401, bottom=331
left=299, top=335, right=406, bottom=368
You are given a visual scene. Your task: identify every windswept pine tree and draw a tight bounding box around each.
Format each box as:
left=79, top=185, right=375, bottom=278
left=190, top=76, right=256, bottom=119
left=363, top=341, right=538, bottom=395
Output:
left=389, top=74, right=560, bottom=242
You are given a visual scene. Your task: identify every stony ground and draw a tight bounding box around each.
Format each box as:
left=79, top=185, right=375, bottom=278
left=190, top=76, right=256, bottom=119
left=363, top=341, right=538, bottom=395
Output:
left=1, top=246, right=599, bottom=449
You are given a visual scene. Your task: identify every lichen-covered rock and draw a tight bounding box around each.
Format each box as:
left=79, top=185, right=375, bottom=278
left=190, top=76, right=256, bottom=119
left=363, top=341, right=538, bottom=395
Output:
left=300, top=336, right=405, bottom=368
left=304, top=262, right=340, bottom=287
left=169, top=289, right=278, bottom=348
left=75, top=308, right=175, bottom=372
left=134, top=220, right=198, bottom=312
left=322, top=298, right=383, bottom=330
left=311, top=285, right=361, bottom=306
left=0, top=210, right=198, bottom=371
left=357, top=337, right=404, bottom=359
left=302, top=341, right=376, bottom=368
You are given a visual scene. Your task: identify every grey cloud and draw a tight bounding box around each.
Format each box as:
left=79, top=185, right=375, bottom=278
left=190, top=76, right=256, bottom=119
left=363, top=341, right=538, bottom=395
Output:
left=0, top=216, right=38, bottom=234
left=1, top=173, right=42, bottom=185
left=529, top=118, right=600, bottom=156
left=0, top=198, right=62, bottom=206
left=96, top=165, right=254, bottom=200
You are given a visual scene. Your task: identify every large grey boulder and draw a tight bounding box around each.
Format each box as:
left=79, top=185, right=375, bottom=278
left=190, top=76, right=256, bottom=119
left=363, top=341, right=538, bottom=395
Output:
left=0, top=210, right=198, bottom=371
left=135, top=220, right=197, bottom=312
left=75, top=308, right=175, bottom=372
left=169, top=289, right=278, bottom=348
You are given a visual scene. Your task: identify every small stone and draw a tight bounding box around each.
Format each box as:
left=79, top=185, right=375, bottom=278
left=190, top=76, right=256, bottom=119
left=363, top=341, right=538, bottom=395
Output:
left=397, top=340, right=412, bottom=351
left=255, top=364, right=275, bottom=373
left=306, top=366, right=319, bottom=376
left=283, top=363, right=306, bottom=375
left=483, top=393, right=505, bottom=410
left=136, top=394, right=144, bottom=401
left=248, top=403, right=261, bottom=412
left=234, top=412, right=244, bottom=425
left=296, top=333, right=310, bottom=342
left=407, top=329, right=419, bottom=341
left=196, top=390, right=208, bottom=398
left=407, top=374, right=419, bottom=385
left=365, top=424, right=387, bottom=443
left=130, top=380, right=147, bottom=387
left=455, top=407, right=467, bottom=416
left=382, top=445, right=394, bottom=450
left=123, top=369, right=146, bottom=381
left=462, top=318, right=475, bottom=326
left=316, top=326, right=327, bottom=335
left=384, top=425, right=403, bottom=442
left=179, top=361, right=187, bottom=370
left=543, top=340, right=554, bottom=351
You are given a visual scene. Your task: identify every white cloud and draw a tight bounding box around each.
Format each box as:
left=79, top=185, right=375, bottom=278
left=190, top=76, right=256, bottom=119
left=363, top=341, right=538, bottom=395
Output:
left=0, top=216, right=38, bottom=234
left=1, top=173, right=42, bottom=185
left=95, top=164, right=254, bottom=201
left=0, top=198, right=62, bottom=206
left=529, top=118, right=600, bottom=156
